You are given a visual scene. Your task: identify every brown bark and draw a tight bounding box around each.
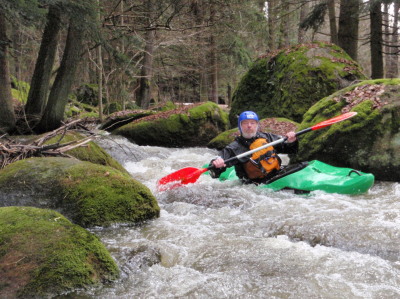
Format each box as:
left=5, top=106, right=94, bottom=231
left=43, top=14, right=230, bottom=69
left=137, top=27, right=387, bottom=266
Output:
left=0, top=9, right=16, bottom=134
left=338, top=0, right=359, bottom=61
left=38, top=18, right=85, bottom=132
left=386, top=3, right=399, bottom=78
left=298, top=1, right=309, bottom=44
left=328, top=0, right=338, bottom=45
left=25, top=6, right=61, bottom=120
left=209, top=1, right=218, bottom=103
left=267, top=0, right=278, bottom=51
left=370, top=1, right=384, bottom=79
left=137, top=0, right=155, bottom=109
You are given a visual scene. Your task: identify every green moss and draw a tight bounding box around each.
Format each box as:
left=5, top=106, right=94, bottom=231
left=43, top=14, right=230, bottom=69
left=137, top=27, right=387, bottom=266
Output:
left=45, top=132, right=128, bottom=174
left=11, top=77, right=30, bottom=104
left=0, top=157, right=160, bottom=227
left=60, top=162, right=160, bottom=227
left=230, top=42, right=366, bottom=125
left=113, top=102, right=229, bottom=147
left=207, top=128, right=238, bottom=150
left=0, top=207, right=119, bottom=298
left=158, top=101, right=177, bottom=111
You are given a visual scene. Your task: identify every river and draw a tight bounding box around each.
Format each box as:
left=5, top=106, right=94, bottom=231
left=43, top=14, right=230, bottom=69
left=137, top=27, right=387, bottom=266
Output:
left=82, top=135, right=400, bottom=298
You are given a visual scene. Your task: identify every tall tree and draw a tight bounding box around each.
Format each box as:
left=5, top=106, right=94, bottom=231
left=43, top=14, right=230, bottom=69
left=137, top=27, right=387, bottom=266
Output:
left=0, top=8, right=16, bottom=134
left=137, top=0, right=156, bottom=109
left=385, top=1, right=399, bottom=78
left=338, top=0, right=360, bottom=61
left=267, top=0, right=278, bottom=51
left=298, top=0, right=309, bottom=43
left=37, top=18, right=86, bottom=132
left=370, top=0, right=384, bottom=79
left=209, top=1, right=218, bottom=103
left=25, top=5, right=61, bottom=122
left=328, top=0, right=338, bottom=44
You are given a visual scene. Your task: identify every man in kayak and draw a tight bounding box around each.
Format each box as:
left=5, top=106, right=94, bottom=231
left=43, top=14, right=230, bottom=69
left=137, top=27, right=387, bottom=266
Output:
left=209, top=111, right=298, bottom=184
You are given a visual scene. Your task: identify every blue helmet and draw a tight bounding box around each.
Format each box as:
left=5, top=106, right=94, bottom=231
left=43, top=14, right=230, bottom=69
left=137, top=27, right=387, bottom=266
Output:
left=238, top=111, right=259, bottom=133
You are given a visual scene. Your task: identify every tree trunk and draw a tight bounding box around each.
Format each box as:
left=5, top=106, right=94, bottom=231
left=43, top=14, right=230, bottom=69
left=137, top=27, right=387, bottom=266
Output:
left=25, top=6, right=61, bottom=121
left=209, top=1, right=218, bottom=103
left=98, top=40, right=104, bottom=121
left=298, top=0, right=309, bottom=43
left=37, top=19, right=84, bottom=132
left=338, top=0, right=359, bottom=61
left=278, top=0, right=290, bottom=48
left=192, top=0, right=208, bottom=102
left=97, top=0, right=103, bottom=121
left=370, top=0, right=384, bottom=79
left=137, top=0, right=155, bottom=109
left=0, top=9, right=16, bottom=134
left=386, top=2, right=399, bottom=78
left=267, top=0, right=278, bottom=51
left=328, top=0, right=338, bottom=45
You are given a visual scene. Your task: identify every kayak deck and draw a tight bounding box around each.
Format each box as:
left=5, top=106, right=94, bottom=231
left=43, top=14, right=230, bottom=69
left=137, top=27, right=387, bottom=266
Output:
left=217, top=160, right=374, bottom=195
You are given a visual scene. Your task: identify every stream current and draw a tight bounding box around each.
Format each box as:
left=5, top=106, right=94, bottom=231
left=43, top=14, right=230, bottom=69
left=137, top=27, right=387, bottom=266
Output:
left=82, top=135, right=400, bottom=298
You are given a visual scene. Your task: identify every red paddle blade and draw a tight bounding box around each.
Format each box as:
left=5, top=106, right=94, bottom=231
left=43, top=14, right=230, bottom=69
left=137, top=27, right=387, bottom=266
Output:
left=157, top=167, right=208, bottom=191
left=311, top=111, right=357, bottom=131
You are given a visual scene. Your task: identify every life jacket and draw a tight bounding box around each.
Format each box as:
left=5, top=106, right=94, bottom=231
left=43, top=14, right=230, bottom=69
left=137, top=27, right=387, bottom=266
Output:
left=243, top=138, right=281, bottom=179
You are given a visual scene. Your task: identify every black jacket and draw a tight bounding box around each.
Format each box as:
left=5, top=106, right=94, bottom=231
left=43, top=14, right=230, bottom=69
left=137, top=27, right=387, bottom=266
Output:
left=209, top=132, right=298, bottom=184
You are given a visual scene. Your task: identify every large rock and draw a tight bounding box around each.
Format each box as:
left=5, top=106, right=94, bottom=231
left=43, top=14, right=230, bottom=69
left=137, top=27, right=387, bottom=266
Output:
left=229, top=42, right=366, bottom=125
left=290, top=79, right=400, bottom=181
left=112, top=101, right=229, bottom=147
left=0, top=206, right=119, bottom=298
left=0, top=157, right=160, bottom=227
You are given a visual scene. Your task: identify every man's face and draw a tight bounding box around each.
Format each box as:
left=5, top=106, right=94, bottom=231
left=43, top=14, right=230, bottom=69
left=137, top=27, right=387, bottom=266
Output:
left=240, top=119, right=258, bottom=139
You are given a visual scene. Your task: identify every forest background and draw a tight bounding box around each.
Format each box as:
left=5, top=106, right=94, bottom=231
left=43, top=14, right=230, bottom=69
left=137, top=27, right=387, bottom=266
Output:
left=0, top=0, right=399, bottom=134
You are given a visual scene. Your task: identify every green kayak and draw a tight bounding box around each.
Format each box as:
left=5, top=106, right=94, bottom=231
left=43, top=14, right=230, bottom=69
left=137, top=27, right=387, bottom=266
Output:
left=215, top=160, right=374, bottom=195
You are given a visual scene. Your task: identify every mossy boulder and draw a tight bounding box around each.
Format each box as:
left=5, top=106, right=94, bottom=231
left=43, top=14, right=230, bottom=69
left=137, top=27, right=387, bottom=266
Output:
left=65, top=95, right=99, bottom=118
left=76, top=83, right=101, bottom=106
left=104, top=102, right=122, bottom=114
left=290, top=79, right=400, bottom=181
left=45, top=131, right=128, bottom=174
left=0, top=206, right=119, bottom=298
left=230, top=42, right=367, bottom=125
left=113, top=101, right=230, bottom=147
left=208, top=117, right=299, bottom=150
left=0, top=157, right=160, bottom=227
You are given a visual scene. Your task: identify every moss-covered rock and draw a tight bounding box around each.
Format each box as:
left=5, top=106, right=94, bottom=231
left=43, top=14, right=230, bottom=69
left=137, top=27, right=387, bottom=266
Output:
left=113, top=101, right=230, bottom=147
left=0, top=206, right=119, bottom=298
left=230, top=42, right=366, bottom=125
left=104, top=102, right=122, bottom=114
left=0, top=157, right=160, bottom=227
left=208, top=117, right=299, bottom=150
left=65, top=95, right=99, bottom=119
left=290, top=79, right=400, bottom=181
left=76, top=83, right=101, bottom=106
left=45, top=131, right=128, bottom=174
left=11, top=76, right=30, bottom=104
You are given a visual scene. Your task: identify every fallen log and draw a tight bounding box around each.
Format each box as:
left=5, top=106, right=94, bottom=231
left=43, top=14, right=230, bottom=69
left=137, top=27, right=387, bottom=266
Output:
left=0, top=119, right=97, bottom=169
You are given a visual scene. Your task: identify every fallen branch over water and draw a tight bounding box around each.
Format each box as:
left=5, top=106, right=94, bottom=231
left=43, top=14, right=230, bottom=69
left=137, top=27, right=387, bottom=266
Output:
left=0, top=119, right=97, bottom=169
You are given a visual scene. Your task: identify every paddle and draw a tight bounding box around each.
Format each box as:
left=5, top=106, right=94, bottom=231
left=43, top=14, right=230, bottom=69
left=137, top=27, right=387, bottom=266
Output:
left=157, top=111, right=357, bottom=191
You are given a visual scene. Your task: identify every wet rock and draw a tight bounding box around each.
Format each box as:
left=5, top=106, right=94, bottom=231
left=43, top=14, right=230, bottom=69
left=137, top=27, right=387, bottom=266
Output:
left=290, top=79, right=400, bottom=181
left=0, top=157, right=160, bottom=227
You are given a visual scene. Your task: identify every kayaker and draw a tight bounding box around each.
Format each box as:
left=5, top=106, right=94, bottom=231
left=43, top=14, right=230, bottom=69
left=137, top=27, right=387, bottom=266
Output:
left=209, top=111, right=298, bottom=184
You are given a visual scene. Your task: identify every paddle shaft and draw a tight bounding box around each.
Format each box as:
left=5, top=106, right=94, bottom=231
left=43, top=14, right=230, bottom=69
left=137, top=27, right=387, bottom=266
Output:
left=210, top=127, right=313, bottom=168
